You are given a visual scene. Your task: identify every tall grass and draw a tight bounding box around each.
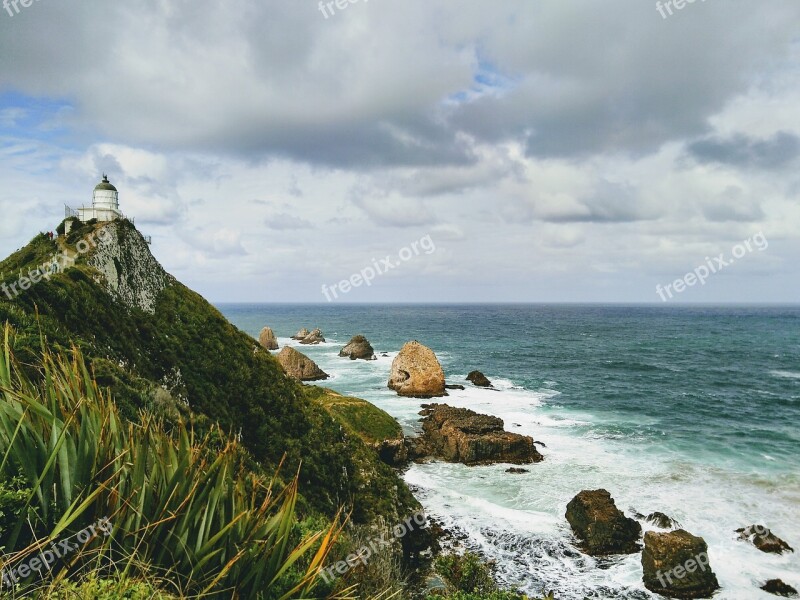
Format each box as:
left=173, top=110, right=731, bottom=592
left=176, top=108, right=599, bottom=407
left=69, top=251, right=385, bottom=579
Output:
left=0, top=324, right=347, bottom=599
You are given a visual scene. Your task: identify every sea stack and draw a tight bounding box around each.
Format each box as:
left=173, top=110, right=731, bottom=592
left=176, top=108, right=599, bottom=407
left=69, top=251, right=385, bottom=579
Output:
left=388, top=341, right=446, bottom=398
left=299, top=328, right=325, bottom=345
left=258, top=326, right=279, bottom=350
left=276, top=347, right=329, bottom=381
left=339, top=335, right=377, bottom=360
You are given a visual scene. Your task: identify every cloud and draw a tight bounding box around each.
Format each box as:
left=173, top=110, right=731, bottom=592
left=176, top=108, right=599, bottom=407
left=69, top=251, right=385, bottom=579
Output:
left=687, top=132, right=800, bottom=170
left=264, top=212, right=314, bottom=231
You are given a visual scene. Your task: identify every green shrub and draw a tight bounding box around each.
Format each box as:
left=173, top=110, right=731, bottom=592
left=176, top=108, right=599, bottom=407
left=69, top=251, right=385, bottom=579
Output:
left=435, top=553, right=498, bottom=595
left=0, top=327, right=341, bottom=599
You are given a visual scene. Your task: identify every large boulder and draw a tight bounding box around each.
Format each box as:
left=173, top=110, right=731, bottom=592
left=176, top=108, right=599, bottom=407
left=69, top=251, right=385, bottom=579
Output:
left=291, top=328, right=310, bottom=340
left=736, top=525, right=794, bottom=554
left=299, top=328, right=325, bottom=345
left=642, top=530, right=720, bottom=599
left=466, top=370, right=492, bottom=387
left=339, top=335, right=376, bottom=360
left=409, top=404, right=543, bottom=465
left=276, top=347, right=329, bottom=381
left=258, top=326, right=279, bottom=350
left=565, top=489, right=641, bottom=555
left=388, top=341, right=446, bottom=398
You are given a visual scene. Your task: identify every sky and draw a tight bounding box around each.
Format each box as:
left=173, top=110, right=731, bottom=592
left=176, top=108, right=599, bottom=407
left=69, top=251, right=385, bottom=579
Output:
left=1, top=0, right=799, bottom=303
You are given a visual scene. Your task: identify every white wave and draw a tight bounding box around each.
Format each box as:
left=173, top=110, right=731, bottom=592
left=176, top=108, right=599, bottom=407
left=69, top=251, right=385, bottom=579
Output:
left=770, top=370, right=800, bottom=380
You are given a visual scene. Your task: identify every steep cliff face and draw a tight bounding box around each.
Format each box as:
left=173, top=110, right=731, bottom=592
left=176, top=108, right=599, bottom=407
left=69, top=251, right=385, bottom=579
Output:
left=85, top=222, right=173, bottom=314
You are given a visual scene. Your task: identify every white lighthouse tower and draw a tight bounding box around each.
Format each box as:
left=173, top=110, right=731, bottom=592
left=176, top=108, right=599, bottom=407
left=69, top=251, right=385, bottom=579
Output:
left=65, top=175, right=128, bottom=234
left=87, top=175, right=121, bottom=221
left=74, top=174, right=124, bottom=223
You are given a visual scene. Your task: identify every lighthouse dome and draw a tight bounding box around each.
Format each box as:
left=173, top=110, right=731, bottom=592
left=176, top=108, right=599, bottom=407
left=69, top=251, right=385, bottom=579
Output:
left=94, top=175, right=118, bottom=192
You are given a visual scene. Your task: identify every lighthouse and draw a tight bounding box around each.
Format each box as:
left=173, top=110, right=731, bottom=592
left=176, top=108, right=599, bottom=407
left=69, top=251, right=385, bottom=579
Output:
left=87, top=175, right=121, bottom=221
left=73, top=174, right=124, bottom=223
left=65, top=175, right=126, bottom=233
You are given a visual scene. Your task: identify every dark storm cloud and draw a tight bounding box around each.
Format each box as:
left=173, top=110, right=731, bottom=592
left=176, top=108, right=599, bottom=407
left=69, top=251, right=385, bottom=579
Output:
left=688, top=132, right=800, bottom=170
left=2, top=1, right=798, bottom=168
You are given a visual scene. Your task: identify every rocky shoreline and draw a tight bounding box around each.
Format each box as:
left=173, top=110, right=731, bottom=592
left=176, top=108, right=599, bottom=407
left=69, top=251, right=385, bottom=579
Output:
left=260, top=327, right=798, bottom=599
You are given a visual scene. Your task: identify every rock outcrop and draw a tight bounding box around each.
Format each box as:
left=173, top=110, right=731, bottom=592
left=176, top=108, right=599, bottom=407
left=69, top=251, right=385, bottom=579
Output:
left=761, top=579, right=798, bottom=597
left=647, top=512, right=680, bottom=530
left=736, top=525, right=794, bottom=554
left=276, top=347, right=329, bottom=381
left=466, top=370, right=492, bottom=387
left=291, top=328, right=310, bottom=340
left=642, top=529, right=719, bottom=599
left=388, top=341, right=446, bottom=398
left=258, top=326, right=279, bottom=350
left=299, top=328, right=325, bottom=345
left=408, top=404, right=543, bottom=465
left=86, top=221, right=173, bottom=314
left=339, top=335, right=376, bottom=360
left=565, top=489, right=641, bottom=555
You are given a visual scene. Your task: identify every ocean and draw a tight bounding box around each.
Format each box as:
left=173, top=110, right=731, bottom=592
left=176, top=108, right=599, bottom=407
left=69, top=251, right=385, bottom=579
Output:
left=218, top=303, right=800, bottom=600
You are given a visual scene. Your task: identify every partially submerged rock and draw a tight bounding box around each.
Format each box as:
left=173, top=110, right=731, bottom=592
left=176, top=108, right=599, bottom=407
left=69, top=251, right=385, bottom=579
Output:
left=647, top=511, right=681, bottom=530
left=466, top=370, right=492, bottom=387
left=291, top=328, right=310, bottom=340
left=736, top=525, right=794, bottom=554
left=642, top=529, right=719, bottom=599
left=276, top=347, right=329, bottom=381
left=761, top=579, right=798, bottom=597
left=339, top=335, right=376, bottom=360
left=409, top=404, right=543, bottom=465
left=388, top=341, right=446, bottom=398
left=506, top=467, right=529, bottom=474
left=299, top=328, right=325, bottom=345
left=565, top=489, right=641, bottom=555
left=258, top=326, right=279, bottom=350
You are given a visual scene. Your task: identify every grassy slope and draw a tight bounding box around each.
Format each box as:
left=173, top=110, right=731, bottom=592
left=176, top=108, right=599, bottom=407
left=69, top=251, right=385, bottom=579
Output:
left=0, top=221, right=418, bottom=525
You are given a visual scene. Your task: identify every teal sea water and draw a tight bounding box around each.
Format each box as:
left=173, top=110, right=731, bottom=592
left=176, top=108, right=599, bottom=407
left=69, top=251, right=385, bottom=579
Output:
left=218, top=304, right=800, bottom=599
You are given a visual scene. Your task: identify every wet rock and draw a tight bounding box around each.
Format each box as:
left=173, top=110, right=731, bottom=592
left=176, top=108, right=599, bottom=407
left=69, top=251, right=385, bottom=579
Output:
left=374, top=438, right=408, bottom=466
left=647, top=512, right=681, bottom=530
left=506, top=467, right=529, bottom=474
left=466, top=370, right=492, bottom=387
left=736, top=525, right=794, bottom=554
left=642, top=529, right=720, bottom=599
left=409, top=404, right=543, bottom=465
left=291, top=327, right=310, bottom=340
left=761, top=579, right=798, bottom=597
left=565, top=489, right=642, bottom=555
left=445, top=384, right=465, bottom=390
